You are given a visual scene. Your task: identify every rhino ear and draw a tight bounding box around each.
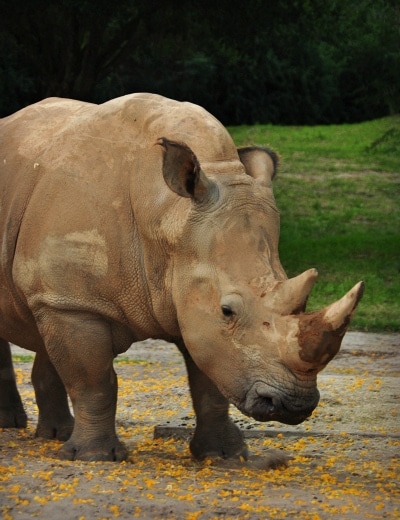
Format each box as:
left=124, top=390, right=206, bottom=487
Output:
left=157, top=138, right=215, bottom=202
left=237, top=146, right=279, bottom=186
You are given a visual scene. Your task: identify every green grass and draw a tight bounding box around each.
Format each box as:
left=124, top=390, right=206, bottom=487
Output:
left=229, top=116, right=400, bottom=331
left=12, top=355, right=35, bottom=363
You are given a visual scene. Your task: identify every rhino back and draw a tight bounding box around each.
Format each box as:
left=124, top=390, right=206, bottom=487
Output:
left=101, top=93, right=239, bottom=165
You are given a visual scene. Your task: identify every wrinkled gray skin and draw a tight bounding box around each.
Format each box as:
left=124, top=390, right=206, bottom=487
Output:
left=0, top=93, right=363, bottom=462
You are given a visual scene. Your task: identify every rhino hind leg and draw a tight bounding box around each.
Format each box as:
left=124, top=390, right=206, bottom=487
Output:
left=31, top=350, right=74, bottom=441
left=178, top=343, right=248, bottom=461
left=0, top=338, right=28, bottom=428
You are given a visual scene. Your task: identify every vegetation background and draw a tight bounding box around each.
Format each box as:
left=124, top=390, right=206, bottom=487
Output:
left=1, top=0, right=399, bottom=124
left=1, top=0, right=399, bottom=331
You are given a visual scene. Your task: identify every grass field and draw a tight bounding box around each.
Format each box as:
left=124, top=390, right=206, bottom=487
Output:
left=229, top=116, right=400, bottom=331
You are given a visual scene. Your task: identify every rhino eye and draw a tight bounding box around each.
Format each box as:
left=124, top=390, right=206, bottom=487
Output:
left=221, top=305, right=234, bottom=318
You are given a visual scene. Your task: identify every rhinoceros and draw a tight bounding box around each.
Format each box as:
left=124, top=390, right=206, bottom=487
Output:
left=0, top=93, right=363, bottom=462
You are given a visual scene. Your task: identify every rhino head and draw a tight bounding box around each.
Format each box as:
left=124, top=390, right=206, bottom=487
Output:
left=159, top=138, right=364, bottom=426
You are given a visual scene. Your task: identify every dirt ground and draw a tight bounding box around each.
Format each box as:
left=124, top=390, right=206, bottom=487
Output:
left=1, top=332, right=399, bottom=519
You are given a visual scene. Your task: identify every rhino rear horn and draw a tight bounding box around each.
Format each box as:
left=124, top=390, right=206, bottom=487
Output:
left=264, top=268, right=319, bottom=315
left=158, top=138, right=215, bottom=203
left=297, top=281, right=365, bottom=367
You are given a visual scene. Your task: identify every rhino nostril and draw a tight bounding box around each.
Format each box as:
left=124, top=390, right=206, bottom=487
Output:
left=257, top=393, right=282, bottom=414
left=270, top=395, right=282, bottom=412
left=249, top=394, right=283, bottom=421
left=261, top=396, right=274, bottom=413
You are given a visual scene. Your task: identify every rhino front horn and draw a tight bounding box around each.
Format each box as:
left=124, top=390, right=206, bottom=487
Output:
left=297, top=281, right=364, bottom=367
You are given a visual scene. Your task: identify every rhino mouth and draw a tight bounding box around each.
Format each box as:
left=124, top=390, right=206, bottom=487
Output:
left=237, top=381, right=320, bottom=425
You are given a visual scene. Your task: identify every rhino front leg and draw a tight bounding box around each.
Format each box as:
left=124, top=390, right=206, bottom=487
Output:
left=0, top=338, right=27, bottom=428
left=32, top=350, right=74, bottom=441
left=36, top=311, right=127, bottom=462
left=178, top=343, right=248, bottom=460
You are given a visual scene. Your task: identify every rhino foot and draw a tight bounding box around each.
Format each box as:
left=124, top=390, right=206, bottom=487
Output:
left=35, top=417, right=74, bottom=441
left=0, top=405, right=28, bottom=428
left=0, top=340, right=28, bottom=428
left=190, top=419, right=248, bottom=461
left=58, top=436, right=128, bottom=462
